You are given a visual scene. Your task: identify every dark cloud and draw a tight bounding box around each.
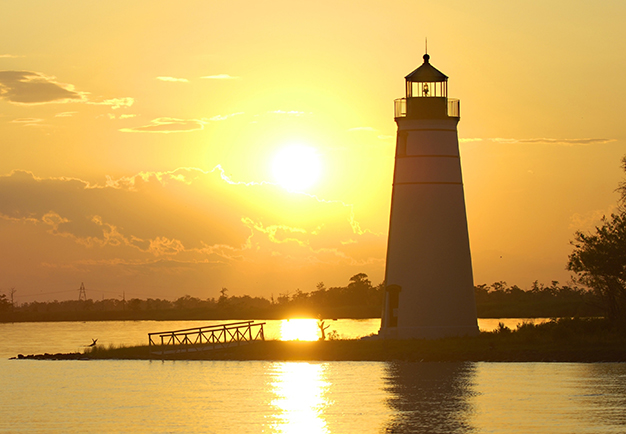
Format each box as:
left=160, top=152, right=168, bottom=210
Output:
left=0, top=71, right=84, bottom=104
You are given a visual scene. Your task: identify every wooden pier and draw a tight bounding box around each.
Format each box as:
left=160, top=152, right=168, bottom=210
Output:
left=148, top=321, right=265, bottom=356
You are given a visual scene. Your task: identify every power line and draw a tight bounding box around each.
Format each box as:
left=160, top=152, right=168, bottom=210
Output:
left=13, top=289, right=76, bottom=298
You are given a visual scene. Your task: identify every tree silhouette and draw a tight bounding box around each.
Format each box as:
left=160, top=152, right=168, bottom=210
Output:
left=568, top=155, right=626, bottom=326
left=0, top=293, right=10, bottom=311
left=568, top=213, right=626, bottom=325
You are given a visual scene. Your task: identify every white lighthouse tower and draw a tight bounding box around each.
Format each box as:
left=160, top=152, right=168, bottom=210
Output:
left=379, top=53, right=479, bottom=339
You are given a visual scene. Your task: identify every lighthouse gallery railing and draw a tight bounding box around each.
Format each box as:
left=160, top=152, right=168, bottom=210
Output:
left=394, top=98, right=460, bottom=118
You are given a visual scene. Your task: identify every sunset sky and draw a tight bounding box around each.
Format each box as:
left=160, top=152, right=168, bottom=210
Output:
left=2, top=1, right=625, bottom=303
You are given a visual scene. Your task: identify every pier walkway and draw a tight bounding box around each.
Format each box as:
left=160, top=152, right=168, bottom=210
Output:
left=148, top=321, right=265, bottom=356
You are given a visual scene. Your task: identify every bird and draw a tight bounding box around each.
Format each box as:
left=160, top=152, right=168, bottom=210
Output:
left=88, top=339, right=98, bottom=347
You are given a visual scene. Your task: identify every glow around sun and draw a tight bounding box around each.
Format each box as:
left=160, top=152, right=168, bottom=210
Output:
left=272, top=144, right=322, bottom=191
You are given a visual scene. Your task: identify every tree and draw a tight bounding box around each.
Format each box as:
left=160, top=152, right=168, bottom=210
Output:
left=348, top=273, right=371, bottom=289
left=0, top=293, right=10, bottom=311
left=617, top=155, right=626, bottom=211
left=568, top=213, right=626, bottom=324
left=568, top=156, right=626, bottom=326
left=218, top=287, right=229, bottom=305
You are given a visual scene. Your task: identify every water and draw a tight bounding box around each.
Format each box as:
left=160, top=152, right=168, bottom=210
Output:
left=2, top=320, right=625, bottom=433
left=0, top=318, right=546, bottom=357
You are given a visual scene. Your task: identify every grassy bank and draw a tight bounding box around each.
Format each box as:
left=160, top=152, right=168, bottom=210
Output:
left=75, top=318, right=626, bottom=363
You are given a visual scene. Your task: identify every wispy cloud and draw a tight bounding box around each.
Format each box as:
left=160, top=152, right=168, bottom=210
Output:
left=200, top=74, right=239, bottom=80
left=156, top=76, right=189, bottom=83
left=105, top=113, right=138, bottom=120
left=121, top=113, right=242, bottom=133
left=491, top=138, right=615, bottom=146
left=209, top=112, right=243, bottom=121
left=55, top=111, right=78, bottom=118
left=459, top=138, right=483, bottom=143
left=120, top=117, right=206, bottom=133
left=88, top=97, right=134, bottom=109
left=569, top=206, right=617, bottom=230
left=348, top=126, right=377, bottom=132
left=0, top=54, right=24, bottom=58
left=0, top=70, right=85, bottom=104
left=11, top=118, right=43, bottom=123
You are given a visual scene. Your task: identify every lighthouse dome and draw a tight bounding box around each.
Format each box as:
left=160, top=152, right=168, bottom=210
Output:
left=405, top=54, right=448, bottom=82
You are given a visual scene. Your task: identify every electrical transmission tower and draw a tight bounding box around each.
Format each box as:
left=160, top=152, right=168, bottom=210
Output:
left=78, top=282, right=87, bottom=301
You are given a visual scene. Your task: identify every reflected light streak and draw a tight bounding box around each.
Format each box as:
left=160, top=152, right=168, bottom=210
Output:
left=279, top=319, right=319, bottom=341
left=270, top=362, right=330, bottom=434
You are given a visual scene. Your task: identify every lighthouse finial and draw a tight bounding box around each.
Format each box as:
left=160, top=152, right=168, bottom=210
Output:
left=425, top=37, right=428, bottom=55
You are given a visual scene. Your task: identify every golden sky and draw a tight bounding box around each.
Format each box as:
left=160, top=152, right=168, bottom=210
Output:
left=1, top=1, right=625, bottom=302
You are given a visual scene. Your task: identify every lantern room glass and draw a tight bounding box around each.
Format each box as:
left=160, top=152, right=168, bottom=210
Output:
left=406, top=80, right=447, bottom=98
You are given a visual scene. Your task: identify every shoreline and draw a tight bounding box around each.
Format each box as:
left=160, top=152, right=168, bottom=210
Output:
left=0, top=315, right=580, bottom=324
left=9, top=318, right=626, bottom=363
left=12, top=335, right=626, bottom=363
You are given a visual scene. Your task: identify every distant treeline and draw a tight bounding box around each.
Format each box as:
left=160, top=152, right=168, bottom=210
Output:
left=474, top=280, right=601, bottom=318
left=0, top=274, right=603, bottom=322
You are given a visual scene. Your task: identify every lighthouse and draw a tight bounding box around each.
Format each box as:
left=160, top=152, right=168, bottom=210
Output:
left=379, top=53, right=479, bottom=339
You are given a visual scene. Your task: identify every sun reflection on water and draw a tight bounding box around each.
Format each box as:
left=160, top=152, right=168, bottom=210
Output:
left=279, top=318, right=320, bottom=341
left=270, top=362, right=330, bottom=434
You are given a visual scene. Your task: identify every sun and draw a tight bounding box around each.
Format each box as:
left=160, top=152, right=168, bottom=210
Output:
left=272, top=144, right=322, bottom=191
left=279, top=318, right=319, bottom=341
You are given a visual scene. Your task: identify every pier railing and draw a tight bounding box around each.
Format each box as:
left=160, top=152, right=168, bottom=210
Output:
left=148, top=321, right=265, bottom=355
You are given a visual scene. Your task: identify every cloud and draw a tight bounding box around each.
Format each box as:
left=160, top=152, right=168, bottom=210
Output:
left=156, top=76, right=189, bottom=83
left=200, top=74, right=239, bottom=80
left=0, top=54, right=23, bottom=58
left=348, top=126, right=377, bottom=132
left=0, top=70, right=85, bottom=104
left=459, top=138, right=483, bottom=143
left=208, top=112, right=243, bottom=121
left=55, top=111, right=78, bottom=118
left=87, top=97, right=134, bottom=109
left=0, top=70, right=134, bottom=110
left=119, top=117, right=206, bottom=133
left=120, top=113, right=242, bottom=133
left=11, top=118, right=43, bottom=123
left=266, top=110, right=306, bottom=116
left=491, top=138, right=615, bottom=146
left=569, top=206, right=617, bottom=231
left=0, top=168, right=385, bottom=299
left=105, top=113, right=138, bottom=120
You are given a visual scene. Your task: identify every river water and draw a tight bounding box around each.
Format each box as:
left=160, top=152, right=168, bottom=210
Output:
left=1, top=319, right=625, bottom=433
